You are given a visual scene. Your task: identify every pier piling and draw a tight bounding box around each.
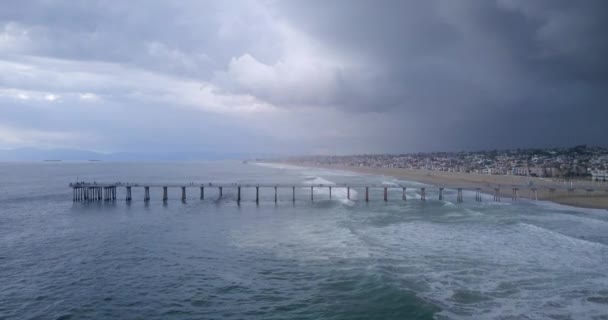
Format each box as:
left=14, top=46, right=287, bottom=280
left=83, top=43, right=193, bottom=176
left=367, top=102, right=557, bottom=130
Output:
left=530, top=188, right=538, bottom=201
left=493, top=188, right=500, bottom=202
left=70, top=182, right=585, bottom=205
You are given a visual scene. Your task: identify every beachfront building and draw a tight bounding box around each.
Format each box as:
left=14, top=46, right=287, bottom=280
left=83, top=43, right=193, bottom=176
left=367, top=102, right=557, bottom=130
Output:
left=512, top=166, right=557, bottom=177
left=591, top=170, right=607, bottom=182
left=528, top=167, right=546, bottom=177
left=512, top=167, right=529, bottom=176
left=482, top=167, right=506, bottom=175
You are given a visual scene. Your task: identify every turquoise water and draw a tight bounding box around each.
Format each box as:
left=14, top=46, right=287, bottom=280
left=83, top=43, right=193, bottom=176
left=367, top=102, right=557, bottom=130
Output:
left=1, top=161, right=608, bottom=319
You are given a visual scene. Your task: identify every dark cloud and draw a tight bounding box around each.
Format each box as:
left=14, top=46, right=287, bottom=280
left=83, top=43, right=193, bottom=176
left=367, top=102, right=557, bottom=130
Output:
left=0, top=0, right=606, bottom=153
left=270, top=0, right=608, bottom=150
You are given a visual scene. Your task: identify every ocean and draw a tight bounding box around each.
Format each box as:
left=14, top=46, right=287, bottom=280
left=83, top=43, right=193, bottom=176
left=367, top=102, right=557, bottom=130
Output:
left=1, top=161, right=608, bottom=319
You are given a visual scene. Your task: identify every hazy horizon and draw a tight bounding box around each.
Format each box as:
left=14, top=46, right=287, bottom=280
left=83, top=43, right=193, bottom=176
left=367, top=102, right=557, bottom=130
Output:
left=0, top=144, right=606, bottom=162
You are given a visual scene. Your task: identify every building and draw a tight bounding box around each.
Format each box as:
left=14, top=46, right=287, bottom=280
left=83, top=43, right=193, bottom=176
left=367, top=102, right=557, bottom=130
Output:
left=528, top=167, right=546, bottom=177
left=591, top=170, right=607, bottom=182
left=512, top=167, right=529, bottom=176
left=482, top=167, right=506, bottom=175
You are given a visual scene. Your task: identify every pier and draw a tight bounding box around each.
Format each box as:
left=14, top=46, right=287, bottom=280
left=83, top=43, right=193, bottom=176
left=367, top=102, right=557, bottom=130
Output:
left=69, top=182, right=606, bottom=204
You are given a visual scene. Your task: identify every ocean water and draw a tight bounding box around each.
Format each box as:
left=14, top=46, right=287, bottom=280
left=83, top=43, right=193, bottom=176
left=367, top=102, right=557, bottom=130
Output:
left=1, top=161, right=608, bottom=319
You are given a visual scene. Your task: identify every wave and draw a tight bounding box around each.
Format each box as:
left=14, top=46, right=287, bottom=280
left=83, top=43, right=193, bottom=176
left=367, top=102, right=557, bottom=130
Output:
left=302, top=176, right=336, bottom=186
left=301, top=176, right=359, bottom=201
left=518, top=222, right=606, bottom=249
left=252, top=162, right=305, bottom=170
left=532, top=199, right=608, bottom=215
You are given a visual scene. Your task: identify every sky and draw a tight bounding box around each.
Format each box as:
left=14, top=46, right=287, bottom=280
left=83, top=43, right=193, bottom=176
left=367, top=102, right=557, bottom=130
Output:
left=1, top=0, right=607, bottom=155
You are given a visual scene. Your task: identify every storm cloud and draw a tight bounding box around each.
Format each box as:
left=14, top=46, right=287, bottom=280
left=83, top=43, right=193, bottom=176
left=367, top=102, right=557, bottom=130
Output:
left=0, top=0, right=606, bottom=154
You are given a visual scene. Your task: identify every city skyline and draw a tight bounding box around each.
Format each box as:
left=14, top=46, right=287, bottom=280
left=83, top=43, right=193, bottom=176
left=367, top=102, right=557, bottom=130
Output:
left=1, top=0, right=607, bottom=154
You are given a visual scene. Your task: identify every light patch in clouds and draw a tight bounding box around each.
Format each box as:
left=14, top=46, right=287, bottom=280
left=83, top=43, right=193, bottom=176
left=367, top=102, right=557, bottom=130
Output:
left=225, top=52, right=340, bottom=107
left=0, top=22, right=31, bottom=52
left=0, top=124, right=83, bottom=149
left=0, top=55, right=275, bottom=115
left=218, top=18, right=355, bottom=108
left=79, top=93, right=100, bottom=101
left=0, top=88, right=55, bottom=102
left=0, top=88, right=97, bottom=104
left=44, top=93, right=58, bottom=101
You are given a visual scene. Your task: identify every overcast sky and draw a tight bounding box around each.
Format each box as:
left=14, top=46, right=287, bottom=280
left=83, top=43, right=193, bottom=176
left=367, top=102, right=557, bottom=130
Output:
left=1, top=0, right=607, bottom=154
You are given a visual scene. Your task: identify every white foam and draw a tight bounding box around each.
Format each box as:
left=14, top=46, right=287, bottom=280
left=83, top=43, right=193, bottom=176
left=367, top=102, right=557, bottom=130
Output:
left=532, top=198, right=608, bottom=215
left=517, top=222, right=607, bottom=249
left=463, top=208, right=484, bottom=216
left=299, top=176, right=359, bottom=201
left=302, top=176, right=336, bottom=186
left=354, top=221, right=608, bottom=319
left=229, top=217, right=371, bottom=261
left=340, top=199, right=356, bottom=206
left=293, top=164, right=367, bottom=177
left=252, top=162, right=305, bottom=170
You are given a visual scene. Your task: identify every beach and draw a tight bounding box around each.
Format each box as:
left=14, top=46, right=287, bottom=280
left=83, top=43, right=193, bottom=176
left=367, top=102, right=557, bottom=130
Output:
left=287, top=162, right=608, bottom=209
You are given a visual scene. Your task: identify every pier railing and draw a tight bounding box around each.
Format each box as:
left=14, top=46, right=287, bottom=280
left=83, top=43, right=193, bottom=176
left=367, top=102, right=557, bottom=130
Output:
left=69, top=182, right=607, bottom=204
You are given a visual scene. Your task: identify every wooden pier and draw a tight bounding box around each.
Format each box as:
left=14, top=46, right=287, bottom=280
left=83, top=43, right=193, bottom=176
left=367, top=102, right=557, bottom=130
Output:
left=69, top=182, right=605, bottom=204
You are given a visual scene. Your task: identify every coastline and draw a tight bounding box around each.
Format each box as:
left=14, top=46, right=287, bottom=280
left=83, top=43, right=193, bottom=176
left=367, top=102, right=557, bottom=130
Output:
left=282, top=162, right=608, bottom=210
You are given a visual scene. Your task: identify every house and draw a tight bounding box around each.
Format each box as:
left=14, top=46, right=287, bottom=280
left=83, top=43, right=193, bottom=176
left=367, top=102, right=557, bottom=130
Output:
left=512, top=167, right=529, bottom=176
left=482, top=167, right=506, bottom=175
left=528, top=167, right=546, bottom=177
left=591, top=170, right=607, bottom=182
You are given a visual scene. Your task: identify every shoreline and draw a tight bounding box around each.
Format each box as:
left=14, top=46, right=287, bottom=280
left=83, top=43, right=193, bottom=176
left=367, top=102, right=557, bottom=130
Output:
left=281, top=162, right=608, bottom=210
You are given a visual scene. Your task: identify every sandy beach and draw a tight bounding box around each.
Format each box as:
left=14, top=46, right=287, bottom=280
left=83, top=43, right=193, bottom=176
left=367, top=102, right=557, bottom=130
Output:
left=287, top=162, right=608, bottom=209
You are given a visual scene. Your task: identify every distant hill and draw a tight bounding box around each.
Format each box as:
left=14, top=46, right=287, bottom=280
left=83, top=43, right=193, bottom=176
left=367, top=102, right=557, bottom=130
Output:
left=0, top=148, right=278, bottom=161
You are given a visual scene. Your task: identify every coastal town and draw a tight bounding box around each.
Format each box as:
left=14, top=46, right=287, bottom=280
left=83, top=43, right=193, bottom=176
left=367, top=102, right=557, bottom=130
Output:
left=284, top=145, right=608, bottom=181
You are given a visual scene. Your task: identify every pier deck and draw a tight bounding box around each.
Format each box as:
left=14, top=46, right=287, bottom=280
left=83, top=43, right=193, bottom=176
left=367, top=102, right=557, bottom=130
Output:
left=69, top=182, right=607, bottom=204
